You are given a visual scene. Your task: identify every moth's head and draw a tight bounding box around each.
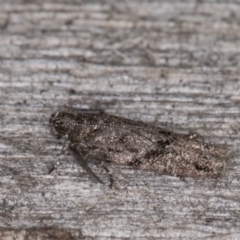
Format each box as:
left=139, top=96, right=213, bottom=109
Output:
left=49, top=110, right=75, bottom=136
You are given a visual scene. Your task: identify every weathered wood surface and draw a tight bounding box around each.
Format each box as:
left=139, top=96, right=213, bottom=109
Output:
left=1, top=0, right=240, bottom=239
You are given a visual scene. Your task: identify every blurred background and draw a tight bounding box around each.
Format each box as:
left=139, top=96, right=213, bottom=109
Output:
left=0, top=1, right=240, bottom=239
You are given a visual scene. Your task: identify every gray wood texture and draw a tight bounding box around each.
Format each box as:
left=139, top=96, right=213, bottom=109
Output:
left=0, top=0, right=240, bottom=239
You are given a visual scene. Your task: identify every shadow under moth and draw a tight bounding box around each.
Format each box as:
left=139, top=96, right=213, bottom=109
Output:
left=49, top=107, right=230, bottom=184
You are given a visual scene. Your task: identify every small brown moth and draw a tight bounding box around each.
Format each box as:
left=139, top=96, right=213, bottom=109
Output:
left=49, top=107, right=229, bottom=184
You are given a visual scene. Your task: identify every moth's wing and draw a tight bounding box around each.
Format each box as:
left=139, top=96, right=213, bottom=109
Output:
left=175, top=135, right=231, bottom=159
left=166, top=136, right=229, bottom=178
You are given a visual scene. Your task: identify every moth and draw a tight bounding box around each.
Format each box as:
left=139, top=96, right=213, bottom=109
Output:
left=49, top=107, right=229, bottom=184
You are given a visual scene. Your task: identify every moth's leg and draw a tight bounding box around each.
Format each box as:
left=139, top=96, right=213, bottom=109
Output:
left=69, top=148, right=104, bottom=184
left=48, top=164, right=57, bottom=174
left=60, top=140, right=70, bottom=154
left=48, top=140, right=70, bottom=174
left=98, top=162, right=114, bottom=188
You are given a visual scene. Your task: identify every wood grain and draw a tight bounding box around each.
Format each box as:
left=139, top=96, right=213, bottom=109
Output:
left=0, top=0, right=240, bottom=239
